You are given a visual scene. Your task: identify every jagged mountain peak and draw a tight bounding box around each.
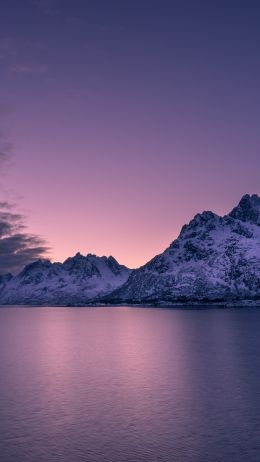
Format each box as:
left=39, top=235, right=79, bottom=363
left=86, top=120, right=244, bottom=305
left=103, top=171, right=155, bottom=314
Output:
left=179, top=210, right=219, bottom=239
left=0, top=252, right=131, bottom=305
left=21, top=259, right=52, bottom=273
left=67, top=252, right=117, bottom=262
left=229, top=194, right=260, bottom=225
left=107, top=255, right=117, bottom=263
left=106, top=194, right=260, bottom=305
left=64, top=252, right=86, bottom=263
left=86, top=253, right=97, bottom=258
left=74, top=251, right=84, bottom=258
left=1, top=194, right=260, bottom=306
left=86, top=253, right=114, bottom=262
left=192, top=210, right=218, bottom=223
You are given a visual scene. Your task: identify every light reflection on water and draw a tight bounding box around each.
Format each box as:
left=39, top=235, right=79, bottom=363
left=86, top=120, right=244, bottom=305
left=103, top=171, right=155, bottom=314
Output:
left=0, top=306, right=260, bottom=462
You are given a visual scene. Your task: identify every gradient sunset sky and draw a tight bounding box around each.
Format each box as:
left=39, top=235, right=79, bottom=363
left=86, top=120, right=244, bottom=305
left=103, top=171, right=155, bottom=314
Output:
left=0, top=0, right=260, bottom=269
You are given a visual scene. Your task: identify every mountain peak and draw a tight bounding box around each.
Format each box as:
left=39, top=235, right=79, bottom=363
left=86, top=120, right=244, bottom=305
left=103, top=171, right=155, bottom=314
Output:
left=22, top=259, right=52, bottom=272
left=179, top=210, right=219, bottom=238
left=229, top=194, right=260, bottom=225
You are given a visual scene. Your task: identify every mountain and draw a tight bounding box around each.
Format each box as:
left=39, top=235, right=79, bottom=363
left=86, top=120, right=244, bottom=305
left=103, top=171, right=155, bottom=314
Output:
left=0, top=194, right=260, bottom=306
left=0, top=253, right=131, bottom=305
left=104, top=194, right=260, bottom=305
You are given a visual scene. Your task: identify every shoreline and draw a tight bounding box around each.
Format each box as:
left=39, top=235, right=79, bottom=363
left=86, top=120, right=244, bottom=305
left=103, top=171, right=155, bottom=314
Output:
left=1, top=300, right=260, bottom=309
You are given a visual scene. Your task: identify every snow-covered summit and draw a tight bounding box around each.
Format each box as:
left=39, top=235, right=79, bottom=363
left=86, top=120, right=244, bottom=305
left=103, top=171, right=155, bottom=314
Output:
left=0, top=253, right=131, bottom=305
left=1, top=194, right=260, bottom=306
left=229, top=194, right=260, bottom=225
left=106, top=195, right=260, bottom=305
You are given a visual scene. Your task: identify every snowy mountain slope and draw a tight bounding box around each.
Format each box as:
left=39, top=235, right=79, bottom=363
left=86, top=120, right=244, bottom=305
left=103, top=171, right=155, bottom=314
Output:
left=1, top=194, right=260, bottom=306
left=105, top=194, right=260, bottom=304
left=0, top=253, right=131, bottom=305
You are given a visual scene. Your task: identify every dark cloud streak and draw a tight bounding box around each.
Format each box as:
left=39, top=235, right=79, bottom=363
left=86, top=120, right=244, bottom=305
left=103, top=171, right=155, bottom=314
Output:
left=0, top=111, right=49, bottom=275
left=0, top=201, right=49, bottom=274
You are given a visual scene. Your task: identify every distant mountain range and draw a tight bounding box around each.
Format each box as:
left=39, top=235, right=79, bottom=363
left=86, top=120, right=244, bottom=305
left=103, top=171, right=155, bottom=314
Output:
left=1, top=194, right=260, bottom=306
left=0, top=254, right=130, bottom=305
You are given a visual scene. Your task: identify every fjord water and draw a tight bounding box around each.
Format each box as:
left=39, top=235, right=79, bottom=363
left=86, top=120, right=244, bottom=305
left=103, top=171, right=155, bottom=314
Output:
left=0, top=307, right=260, bottom=462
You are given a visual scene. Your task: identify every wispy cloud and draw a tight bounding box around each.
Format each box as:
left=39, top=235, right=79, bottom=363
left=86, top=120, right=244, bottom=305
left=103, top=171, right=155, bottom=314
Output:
left=0, top=109, right=49, bottom=274
left=0, top=201, right=13, bottom=209
left=0, top=200, right=49, bottom=275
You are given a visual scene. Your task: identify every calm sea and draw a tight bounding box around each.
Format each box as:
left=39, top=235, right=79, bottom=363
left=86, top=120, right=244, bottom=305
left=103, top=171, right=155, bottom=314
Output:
left=0, top=306, right=260, bottom=462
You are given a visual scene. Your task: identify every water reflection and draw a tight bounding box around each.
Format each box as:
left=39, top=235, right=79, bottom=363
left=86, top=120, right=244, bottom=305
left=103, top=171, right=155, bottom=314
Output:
left=0, top=306, right=260, bottom=462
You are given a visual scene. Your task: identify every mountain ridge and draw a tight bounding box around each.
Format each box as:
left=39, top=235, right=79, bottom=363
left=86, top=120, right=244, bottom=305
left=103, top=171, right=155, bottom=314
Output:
left=103, top=194, right=260, bottom=306
left=1, top=194, right=260, bottom=306
left=0, top=253, right=131, bottom=305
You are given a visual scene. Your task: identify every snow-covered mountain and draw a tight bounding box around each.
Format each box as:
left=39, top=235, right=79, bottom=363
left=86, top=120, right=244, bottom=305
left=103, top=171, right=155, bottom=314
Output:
left=105, top=194, right=260, bottom=305
left=0, top=253, right=131, bottom=305
left=0, top=194, right=260, bottom=306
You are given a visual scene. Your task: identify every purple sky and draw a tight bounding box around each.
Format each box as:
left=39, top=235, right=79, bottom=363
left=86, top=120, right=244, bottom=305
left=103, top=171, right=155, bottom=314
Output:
left=0, top=0, right=260, bottom=270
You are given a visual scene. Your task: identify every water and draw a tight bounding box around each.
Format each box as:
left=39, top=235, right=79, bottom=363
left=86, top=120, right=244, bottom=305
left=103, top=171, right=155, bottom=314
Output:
left=0, top=307, right=260, bottom=462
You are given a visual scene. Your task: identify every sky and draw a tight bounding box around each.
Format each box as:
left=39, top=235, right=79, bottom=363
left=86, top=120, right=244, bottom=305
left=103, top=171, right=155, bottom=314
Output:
left=0, top=0, right=260, bottom=272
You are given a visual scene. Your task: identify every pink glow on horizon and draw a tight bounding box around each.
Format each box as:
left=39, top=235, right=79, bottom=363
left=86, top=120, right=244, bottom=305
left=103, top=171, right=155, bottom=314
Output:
left=2, top=93, right=259, bottom=268
left=1, top=1, right=259, bottom=268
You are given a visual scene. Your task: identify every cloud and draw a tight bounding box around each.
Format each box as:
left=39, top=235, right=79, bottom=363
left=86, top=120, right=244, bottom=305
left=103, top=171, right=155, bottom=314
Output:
left=0, top=201, right=13, bottom=209
left=0, top=201, right=49, bottom=274
left=0, top=109, right=49, bottom=274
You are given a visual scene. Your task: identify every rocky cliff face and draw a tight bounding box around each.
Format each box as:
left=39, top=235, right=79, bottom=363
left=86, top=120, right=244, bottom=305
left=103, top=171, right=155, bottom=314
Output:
left=1, top=194, right=260, bottom=306
left=105, top=195, right=260, bottom=304
left=0, top=253, right=131, bottom=305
